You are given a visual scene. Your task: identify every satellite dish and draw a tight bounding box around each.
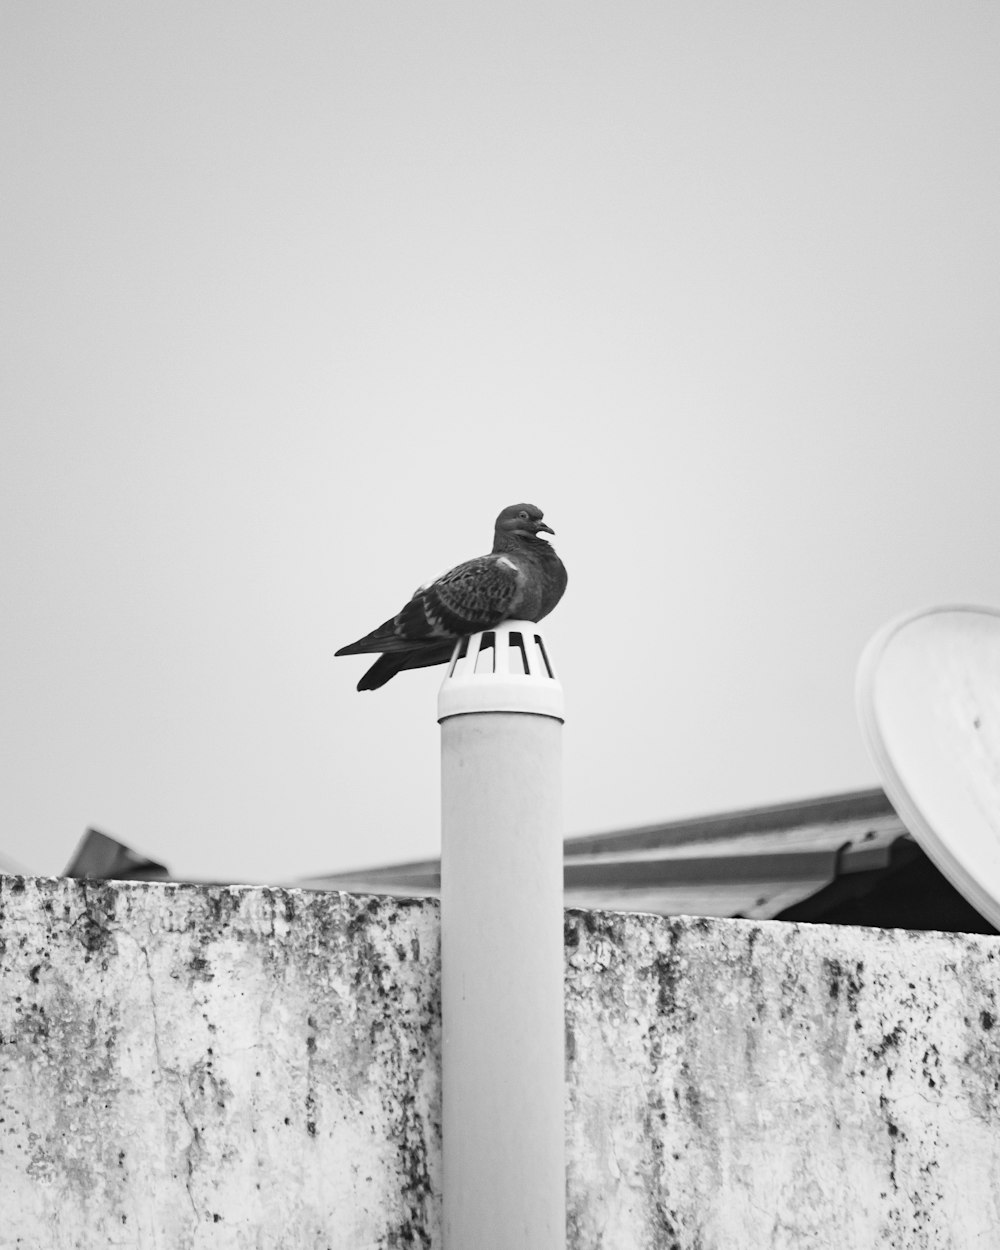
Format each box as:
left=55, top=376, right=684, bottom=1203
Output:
left=857, top=604, right=1000, bottom=929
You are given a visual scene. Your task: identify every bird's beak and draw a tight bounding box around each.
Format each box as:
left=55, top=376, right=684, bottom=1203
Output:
left=535, top=520, right=555, bottom=536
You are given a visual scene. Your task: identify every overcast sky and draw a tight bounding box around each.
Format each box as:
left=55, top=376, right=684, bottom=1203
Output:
left=3, top=3, right=999, bottom=883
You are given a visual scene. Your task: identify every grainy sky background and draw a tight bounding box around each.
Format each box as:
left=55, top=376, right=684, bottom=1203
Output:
left=3, top=3, right=999, bottom=882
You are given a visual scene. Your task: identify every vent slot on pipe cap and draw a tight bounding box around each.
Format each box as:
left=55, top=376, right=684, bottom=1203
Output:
left=438, top=619, right=565, bottom=722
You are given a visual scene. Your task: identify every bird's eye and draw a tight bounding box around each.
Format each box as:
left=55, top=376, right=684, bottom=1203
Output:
left=518, top=510, right=529, bottom=521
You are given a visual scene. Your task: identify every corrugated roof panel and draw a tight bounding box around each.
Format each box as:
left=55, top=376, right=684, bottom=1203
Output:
left=566, top=812, right=905, bottom=867
left=565, top=876, right=835, bottom=920
left=49, top=787, right=984, bottom=932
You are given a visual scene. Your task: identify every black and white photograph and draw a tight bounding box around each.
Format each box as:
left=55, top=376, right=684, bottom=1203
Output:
left=2, top=4, right=1000, bottom=1246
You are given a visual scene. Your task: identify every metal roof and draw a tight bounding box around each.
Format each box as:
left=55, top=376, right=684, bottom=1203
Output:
left=302, top=787, right=993, bottom=932
left=58, top=787, right=997, bottom=934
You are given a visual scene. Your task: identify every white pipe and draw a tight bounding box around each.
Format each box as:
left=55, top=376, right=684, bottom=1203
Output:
left=439, top=621, right=566, bottom=1249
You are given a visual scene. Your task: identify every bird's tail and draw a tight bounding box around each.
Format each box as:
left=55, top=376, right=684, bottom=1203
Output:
left=356, top=653, right=409, bottom=691
left=335, top=617, right=400, bottom=656
left=355, top=640, right=460, bottom=690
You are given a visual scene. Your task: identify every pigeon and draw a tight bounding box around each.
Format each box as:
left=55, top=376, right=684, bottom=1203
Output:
left=336, top=503, right=568, bottom=691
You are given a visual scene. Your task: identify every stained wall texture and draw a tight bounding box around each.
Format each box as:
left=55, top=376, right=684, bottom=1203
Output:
left=0, top=878, right=439, bottom=1249
left=564, top=909, right=1000, bottom=1249
left=2, top=876, right=1000, bottom=1249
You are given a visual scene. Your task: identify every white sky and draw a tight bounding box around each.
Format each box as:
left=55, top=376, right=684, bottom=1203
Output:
left=2, top=3, right=999, bottom=882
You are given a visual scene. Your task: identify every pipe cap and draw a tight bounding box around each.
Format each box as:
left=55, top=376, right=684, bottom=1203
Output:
left=437, top=621, right=565, bottom=722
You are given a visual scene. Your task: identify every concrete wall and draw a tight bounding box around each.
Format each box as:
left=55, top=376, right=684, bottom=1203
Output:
left=2, top=876, right=999, bottom=1248
left=0, top=878, right=439, bottom=1249
left=565, top=908, right=1000, bottom=1248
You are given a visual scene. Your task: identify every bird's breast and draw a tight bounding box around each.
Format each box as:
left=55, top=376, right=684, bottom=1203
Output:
left=504, top=551, right=561, bottom=621
left=498, top=555, right=531, bottom=617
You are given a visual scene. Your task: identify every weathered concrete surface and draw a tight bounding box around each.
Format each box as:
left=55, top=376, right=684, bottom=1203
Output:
left=0, top=878, right=439, bottom=1249
left=3, top=878, right=1000, bottom=1248
left=564, top=909, right=1000, bottom=1249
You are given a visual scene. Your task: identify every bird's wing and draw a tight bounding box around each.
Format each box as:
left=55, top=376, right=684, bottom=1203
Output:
left=335, top=554, right=521, bottom=656
left=400, top=554, right=521, bottom=638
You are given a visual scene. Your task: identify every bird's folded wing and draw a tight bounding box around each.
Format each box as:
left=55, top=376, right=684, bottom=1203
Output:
left=398, top=555, right=520, bottom=638
left=335, top=555, right=520, bottom=655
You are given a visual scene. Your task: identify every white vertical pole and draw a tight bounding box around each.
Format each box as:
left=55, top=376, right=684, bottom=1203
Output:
left=439, top=624, right=566, bottom=1250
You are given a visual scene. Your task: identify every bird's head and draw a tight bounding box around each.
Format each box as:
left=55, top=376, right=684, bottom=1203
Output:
left=495, top=503, right=555, bottom=541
